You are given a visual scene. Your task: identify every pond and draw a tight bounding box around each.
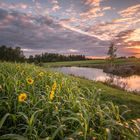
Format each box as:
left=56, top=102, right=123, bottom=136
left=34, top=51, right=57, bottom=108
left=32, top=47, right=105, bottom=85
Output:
left=52, top=67, right=140, bottom=93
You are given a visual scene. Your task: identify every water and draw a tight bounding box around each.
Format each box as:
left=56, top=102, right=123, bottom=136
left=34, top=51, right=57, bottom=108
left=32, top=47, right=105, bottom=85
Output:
left=52, top=67, right=140, bottom=93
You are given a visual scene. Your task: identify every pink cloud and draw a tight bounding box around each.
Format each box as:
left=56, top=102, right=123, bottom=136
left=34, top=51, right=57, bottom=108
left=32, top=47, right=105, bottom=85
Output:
left=119, top=4, right=140, bottom=18
left=0, top=2, right=29, bottom=10
left=84, top=0, right=102, bottom=6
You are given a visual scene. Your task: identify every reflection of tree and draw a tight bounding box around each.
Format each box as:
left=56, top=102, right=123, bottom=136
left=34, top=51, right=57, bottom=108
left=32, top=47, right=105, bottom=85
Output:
left=105, top=74, right=129, bottom=91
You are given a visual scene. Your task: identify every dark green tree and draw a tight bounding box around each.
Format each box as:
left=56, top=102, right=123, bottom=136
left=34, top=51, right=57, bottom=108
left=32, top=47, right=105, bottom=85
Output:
left=0, top=45, right=25, bottom=62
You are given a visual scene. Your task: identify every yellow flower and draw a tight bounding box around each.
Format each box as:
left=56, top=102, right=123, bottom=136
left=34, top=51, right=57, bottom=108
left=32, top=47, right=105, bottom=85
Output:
left=18, top=93, right=27, bottom=102
left=26, top=78, right=34, bottom=85
left=52, top=81, right=57, bottom=91
left=38, top=72, right=44, bottom=77
left=50, top=90, right=55, bottom=100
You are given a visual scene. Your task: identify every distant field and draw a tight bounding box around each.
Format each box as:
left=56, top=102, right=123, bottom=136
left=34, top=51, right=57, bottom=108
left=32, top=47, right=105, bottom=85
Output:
left=44, top=58, right=140, bottom=68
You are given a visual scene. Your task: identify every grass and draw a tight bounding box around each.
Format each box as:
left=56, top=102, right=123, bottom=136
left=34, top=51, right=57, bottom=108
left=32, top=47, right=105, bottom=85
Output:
left=44, top=58, right=140, bottom=68
left=77, top=78, right=140, bottom=119
left=0, top=62, right=140, bottom=140
left=44, top=59, right=106, bottom=67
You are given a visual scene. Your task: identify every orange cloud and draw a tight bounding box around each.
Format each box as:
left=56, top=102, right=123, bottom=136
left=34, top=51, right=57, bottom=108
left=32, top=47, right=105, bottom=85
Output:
left=84, top=0, right=102, bottom=6
left=125, top=28, right=140, bottom=42
left=119, top=4, right=140, bottom=18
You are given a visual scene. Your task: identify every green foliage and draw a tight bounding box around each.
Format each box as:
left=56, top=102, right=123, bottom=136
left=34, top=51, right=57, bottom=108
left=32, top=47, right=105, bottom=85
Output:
left=0, top=45, right=87, bottom=63
left=0, top=45, right=25, bottom=62
left=0, top=62, right=140, bottom=140
left=28, top=53, right=87, bottom=63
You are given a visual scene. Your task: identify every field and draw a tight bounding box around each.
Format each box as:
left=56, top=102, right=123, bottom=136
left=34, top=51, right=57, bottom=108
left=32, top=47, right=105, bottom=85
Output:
left=0, top=62, right=140, bottom=140
left=44, top=58, right=140, bottom=68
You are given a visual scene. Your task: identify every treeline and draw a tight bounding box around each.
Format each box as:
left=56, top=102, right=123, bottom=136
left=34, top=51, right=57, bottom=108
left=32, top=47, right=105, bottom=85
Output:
left=0, top=45, right=87, bottom=63
left=28, top=53, right=87, bottom=63
left=0, top=45, right=25, bottom=62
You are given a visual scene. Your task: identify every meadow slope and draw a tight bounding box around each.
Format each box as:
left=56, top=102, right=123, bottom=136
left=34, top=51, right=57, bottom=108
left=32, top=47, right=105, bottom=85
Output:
left=0, top=62, right=140, bottom=140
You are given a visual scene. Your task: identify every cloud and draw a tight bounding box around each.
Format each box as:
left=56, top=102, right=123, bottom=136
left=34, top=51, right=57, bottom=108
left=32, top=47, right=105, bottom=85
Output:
left=84, top=0, right=102, bottom=6
left=80, top=0, right=105, bottom=20
left=124, top=28, right=140, bottom=42
left=119, top=4, right=140, bottom=18
left=0, top=2, right=29, bottom=11
left=85, top=4, right=140, bottom=42
left=51, top=0, right=61, bottom=12
left=0, top=1, right=140, bottom=57
left=0, top=7, right=106, bottom=57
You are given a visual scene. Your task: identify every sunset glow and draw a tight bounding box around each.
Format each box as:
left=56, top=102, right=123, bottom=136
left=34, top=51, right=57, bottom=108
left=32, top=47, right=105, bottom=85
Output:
left=125, top=29, right=140, bottom=42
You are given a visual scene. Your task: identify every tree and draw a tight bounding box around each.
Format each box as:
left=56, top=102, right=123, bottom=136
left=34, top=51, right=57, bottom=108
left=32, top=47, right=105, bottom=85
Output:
left=107, top=42, right=117, bottom=66
left=107, top=42, right=117, bottom=59
left=27, top=52, right=87, bottom=63
left=0, top=45, right=25, bottom=62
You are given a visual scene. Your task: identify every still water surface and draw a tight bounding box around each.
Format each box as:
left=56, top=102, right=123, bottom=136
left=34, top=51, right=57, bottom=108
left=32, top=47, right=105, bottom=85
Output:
left=53, top=67, right=140, bottom=93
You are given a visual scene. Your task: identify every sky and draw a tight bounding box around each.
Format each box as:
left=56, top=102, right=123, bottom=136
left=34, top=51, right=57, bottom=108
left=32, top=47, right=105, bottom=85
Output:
left=0, top=0, right=140, bottom=57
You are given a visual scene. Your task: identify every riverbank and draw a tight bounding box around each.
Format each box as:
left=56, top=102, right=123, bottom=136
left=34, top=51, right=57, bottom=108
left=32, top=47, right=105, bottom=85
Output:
left=51, top=66, right=140, bottom=94
left=76, top=77, right=140, bottom=119
left=48, top=67, right=140, bottom=119
left=44, top=58, right=140, bottom=76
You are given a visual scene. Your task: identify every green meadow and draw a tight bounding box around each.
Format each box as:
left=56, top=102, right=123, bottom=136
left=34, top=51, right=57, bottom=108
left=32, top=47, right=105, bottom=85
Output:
left=0, top=62, right=140, bottom=140
left=44, top=58, right=140, bottom=68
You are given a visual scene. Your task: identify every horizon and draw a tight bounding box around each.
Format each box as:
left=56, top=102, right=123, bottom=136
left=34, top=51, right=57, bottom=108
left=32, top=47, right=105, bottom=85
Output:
left=0, top=0, right=140, bottom=57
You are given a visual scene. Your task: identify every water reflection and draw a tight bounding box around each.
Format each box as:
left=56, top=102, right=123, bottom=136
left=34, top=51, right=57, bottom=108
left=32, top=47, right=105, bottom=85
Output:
left=52, top=67, right=140, bottom=93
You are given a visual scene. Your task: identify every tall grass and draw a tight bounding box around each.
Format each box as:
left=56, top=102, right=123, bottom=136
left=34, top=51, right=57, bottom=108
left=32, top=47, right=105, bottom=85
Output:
left=0, top=62, right=140, bottom=140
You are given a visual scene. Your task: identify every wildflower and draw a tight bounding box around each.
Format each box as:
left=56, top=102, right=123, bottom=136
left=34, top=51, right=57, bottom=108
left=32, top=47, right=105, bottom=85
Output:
left=50, top=90, right=54, bottom=100
left=38, top=72, right=44, bottom=77
left=18, top=93, right=27, bottom=102
left=26, top=78, right=34, bottom=85
left=52, top=81, right=57, bottom=91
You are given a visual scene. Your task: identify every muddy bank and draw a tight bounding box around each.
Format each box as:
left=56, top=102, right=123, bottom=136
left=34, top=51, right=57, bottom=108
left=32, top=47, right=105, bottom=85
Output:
left=104, top=65, right=140, bottom=76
